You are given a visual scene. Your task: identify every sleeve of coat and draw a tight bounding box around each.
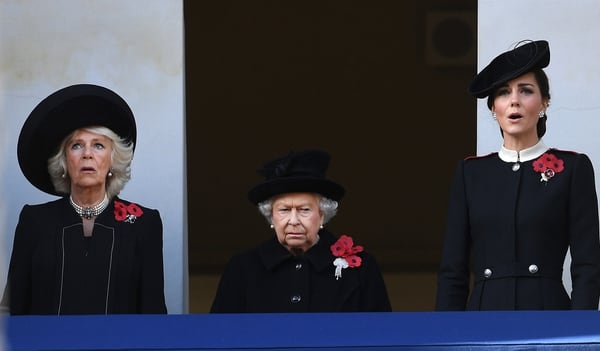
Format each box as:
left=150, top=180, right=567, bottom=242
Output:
left=435, top=160, right=471, bottom=311
left=139, top=208, right=168, bottom=313
left=210, top=254, right=247, bottom=313
left=4, top=205, right=35, bottom=315
left=360, top=253, right=392, bottom=312
left=568, top=153, right=600, bottom=309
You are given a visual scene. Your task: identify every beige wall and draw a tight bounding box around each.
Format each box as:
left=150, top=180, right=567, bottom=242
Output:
left=0, top=0, right=186, bottom=313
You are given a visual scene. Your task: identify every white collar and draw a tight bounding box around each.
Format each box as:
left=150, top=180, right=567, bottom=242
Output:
left=498, top=140, right=549, bottom=163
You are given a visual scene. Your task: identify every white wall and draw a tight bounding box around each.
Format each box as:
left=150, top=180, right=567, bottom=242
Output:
left=0, top=0, right=187, bottom=314
left=477, top=0, right=600, bottom=299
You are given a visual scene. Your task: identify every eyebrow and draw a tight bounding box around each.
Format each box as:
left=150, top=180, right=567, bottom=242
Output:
left=71, top=137, right=107, bottom=141
left=500, top=82, right=535, bottom=88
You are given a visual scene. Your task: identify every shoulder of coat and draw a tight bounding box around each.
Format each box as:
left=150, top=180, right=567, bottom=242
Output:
left=548, top=147, right=580, bottom=156
left=464, top=152, right=496, bottom=161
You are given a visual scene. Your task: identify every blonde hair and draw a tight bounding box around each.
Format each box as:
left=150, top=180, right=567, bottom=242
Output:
left=47, top=126, right=134, bottom=198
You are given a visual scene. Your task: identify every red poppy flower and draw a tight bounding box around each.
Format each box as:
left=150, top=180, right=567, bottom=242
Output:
left=346, top=255, right=362, bottom=268
left=114, top=201, right=128, bottom=221
left=533, top=152, right=564, bottom=183
left=331, top=234, right=364, bottom=257
left=550, top=159, right=564, bottom=173
left=331, top=234, right=364, bottom=279
left=114, top=200, right=144, bottom=223
left=532, top=159, right=547, bottom=173
left=127, top=203, right=144, bottom=217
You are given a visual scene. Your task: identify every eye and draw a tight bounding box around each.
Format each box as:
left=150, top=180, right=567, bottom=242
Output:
left=299, top=207, right=312, bottom=216
left=94, top=142, right=105, bottom=150
left=496, top=88, right=510, bottom=96
left=520, top=87, right=534, bottom=95
left=71, top=142, right=82, bottom=150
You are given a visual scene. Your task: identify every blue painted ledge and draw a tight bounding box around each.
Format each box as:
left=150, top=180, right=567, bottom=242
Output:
left=4, top=311, right=600, bottom=350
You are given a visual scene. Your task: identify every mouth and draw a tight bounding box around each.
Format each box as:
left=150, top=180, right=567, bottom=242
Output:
left=508, top=113, right=523, bottom=120
left=80, top=167, right=96, bottom=173
left=286, top=232, right=305, bottom=237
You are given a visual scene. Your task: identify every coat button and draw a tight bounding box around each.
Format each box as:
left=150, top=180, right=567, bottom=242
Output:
left=295, top=263, right=302, bottom=270
left=291, top=295, right=302, bottom=303
left=529, top=264, right=539, bottom=274
left=484, top=268, right=492, bottom=278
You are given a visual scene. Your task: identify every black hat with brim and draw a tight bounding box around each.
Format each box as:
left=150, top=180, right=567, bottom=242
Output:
left=247, top=150, right=345, bottom=204
left=17, top=84, right=137, bottom=196
left=469, top=40, right=550, bottom=98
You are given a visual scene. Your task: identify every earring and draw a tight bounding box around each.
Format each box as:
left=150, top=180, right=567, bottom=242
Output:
left=538, top=111, right=545, bottom=119
left=270, top=224, right=274, bottom=229
left=492, top=112, right=497, bottom=120
left=61, top=173, right=66, bottom=178
left=108, top=170, right=113, bottom=177
left=320, top=224, right=324, bottom=229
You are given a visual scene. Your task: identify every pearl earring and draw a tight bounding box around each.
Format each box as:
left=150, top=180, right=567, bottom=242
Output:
left=270, top=224, right=274, bottom=229
left=492, top=112, right=497, bottom=120
left=320, top=224, right=324, bottom=229
left=61, top=173, right=66, bottom=178
left=538, top=111, right=545, bottom=119
left=108, top=171, right=113, bottom=177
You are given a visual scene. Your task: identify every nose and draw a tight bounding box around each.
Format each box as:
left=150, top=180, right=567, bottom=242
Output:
left=510, top=91, right=520, bottom=106
left=288, top=209, right=300, bottom=225
left=82, top=146, right=93, bottom=158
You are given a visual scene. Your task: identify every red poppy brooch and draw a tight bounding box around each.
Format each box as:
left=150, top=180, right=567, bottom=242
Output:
left=532, top=152, right=564, bottom=183
left=114, top=200, right=144, bottom=223
left=330, top=234, right=364, bottom=280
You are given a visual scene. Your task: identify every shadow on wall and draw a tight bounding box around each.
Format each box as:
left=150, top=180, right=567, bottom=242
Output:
left=184, top=0, right=476, bottom=313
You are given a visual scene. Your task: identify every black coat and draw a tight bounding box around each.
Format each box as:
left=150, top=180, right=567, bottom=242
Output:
left=2, top=197, right=167, bottom=315
left=436, top=148, right=600, bottom=310
left=210, top=230, right=392, bottom=312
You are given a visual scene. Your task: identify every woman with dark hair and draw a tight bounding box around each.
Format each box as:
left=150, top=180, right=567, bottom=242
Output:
left=436, top=40, right=600, bottom=311
left=210, top=149, right=391, bottom=313
left=2, top=84, right=167, bottom=315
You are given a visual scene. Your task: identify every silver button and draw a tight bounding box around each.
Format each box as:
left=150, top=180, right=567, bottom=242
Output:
left=529, top=264, right=539, bottom=274
left=484, top=268, right=492, bottom=278
left=295, top=263, right=302, bottom=270
left=291, top=295, right=301, bottom=303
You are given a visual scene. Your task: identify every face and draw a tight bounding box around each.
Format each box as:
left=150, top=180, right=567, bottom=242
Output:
left=492, top=71, right=548, bottom=147
left=65, top=129, right=113, bottom=193
left=271, top=192, right=324, bottom=254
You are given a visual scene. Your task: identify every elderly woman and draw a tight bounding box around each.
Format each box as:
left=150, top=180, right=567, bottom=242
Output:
left=1, top=84, right=167, bottom=315
left=210, top=149, right=391, bottom=313
left=436, top=40, right=600, bottom=310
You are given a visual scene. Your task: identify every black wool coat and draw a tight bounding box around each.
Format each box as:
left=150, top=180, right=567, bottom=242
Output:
left=210, top=230, right=392, bottom=313
left=436, top=148, right=600, bottom=310
left=2, top=197, right=167, bottom=315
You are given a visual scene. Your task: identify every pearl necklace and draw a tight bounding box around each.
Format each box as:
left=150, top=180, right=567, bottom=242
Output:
left=70, top=194, right=109, bottom=219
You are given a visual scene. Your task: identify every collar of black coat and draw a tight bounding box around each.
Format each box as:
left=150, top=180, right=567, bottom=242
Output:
left=499, top=139, right=548, bottom=163
left=259, top=230, right=336, bottom=272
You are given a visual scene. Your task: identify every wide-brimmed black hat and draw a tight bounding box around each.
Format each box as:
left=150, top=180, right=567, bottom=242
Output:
left=17, top=84, right=137, bottom=196
left=469, top=40, right=550, bottom=98
left=247, top=150, right=345, bottom=204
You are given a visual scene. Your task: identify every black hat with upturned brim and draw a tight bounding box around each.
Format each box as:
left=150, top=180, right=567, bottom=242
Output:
left=247, top=150, right=345, bottom=204
left=17, top=84, right=137, bottom=196
left=469, top=40, right=550, bottom=98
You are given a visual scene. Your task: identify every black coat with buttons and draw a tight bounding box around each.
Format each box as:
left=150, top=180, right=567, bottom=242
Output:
left=210, top=230, right=392, bottom=313
left=436, top=149, right=600, bottom=310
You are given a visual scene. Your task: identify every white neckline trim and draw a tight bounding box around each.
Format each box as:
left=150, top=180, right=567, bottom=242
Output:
left=498, top=140, right=549, bottom=163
